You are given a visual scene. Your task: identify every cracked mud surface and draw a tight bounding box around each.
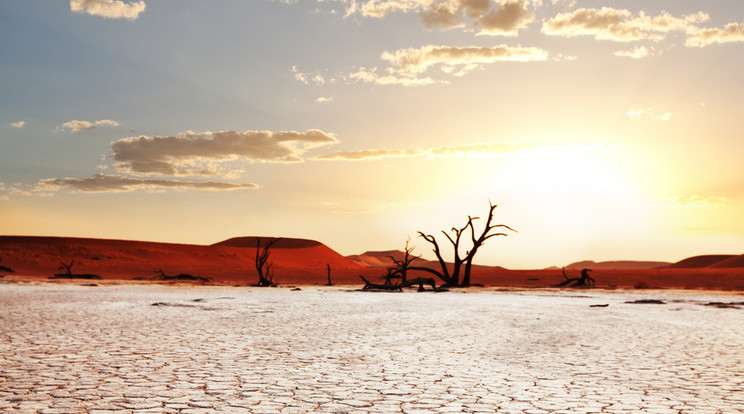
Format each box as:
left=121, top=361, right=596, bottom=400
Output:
left=1, top=283, right=743, bottom=413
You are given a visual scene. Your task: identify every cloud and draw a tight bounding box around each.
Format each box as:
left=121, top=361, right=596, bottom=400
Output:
left=647, top=195, right=728, bottom=209
left=315, top=148, right=423, bottom=160
left=347, top=67, right=440, bottom=86
left=111, top=129, right=339, bottom=175
left=70, top=0, right=146, bottom=20
left=381, top=44, right=549, bottom=77
left=686, top=22, right=744, bottom=47
left=314, top=142, right=607, bottom=161
left=37, top=173, right=258, bottom=193
left=59, top=119, right=120, bottom=133
left=9, top=121, right=25, bottom=129
left=614, top=46, right=654, bottom=59
left=315, top=96, right=334, bottom=103
left=627, top=107, right=671, bottom=121
left=476, top=0, right=535, bottom=36
left=291, top=66, right=327, bottom=85
left=542, top=7, right=708, bottom=42
left=338, top=0, right=537, bottom=36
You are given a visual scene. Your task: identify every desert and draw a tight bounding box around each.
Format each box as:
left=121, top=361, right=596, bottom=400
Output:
left=2, top=235, right=743, bottom=291
left=2, top=236, right=744, bottom=412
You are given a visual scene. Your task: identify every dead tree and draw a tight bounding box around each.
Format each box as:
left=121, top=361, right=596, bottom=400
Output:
left=386, top=238, right=419, bottom=285
left=326, top=264, right=333, bottom=286
left=556, top=268, right=595, bottom=288
left=51, top=260, right=101, bottom=280
left=412, top=201, right=515, bottom=287
left=400, top=277, right=440, bottom=292
left=255, top=237, right=281, bottom=287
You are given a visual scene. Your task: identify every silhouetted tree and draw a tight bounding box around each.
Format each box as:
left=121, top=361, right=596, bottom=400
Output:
left=387, top=238, right=419, bottom=285
left=411, top=201, right=515, bottom=287
left=326, top=264, right=333, bottom=286
left=58, top=260, right=75, bottom=276
left=52, top=260, right=101, bottom=279
left=255, top=237, right=281, bottom=287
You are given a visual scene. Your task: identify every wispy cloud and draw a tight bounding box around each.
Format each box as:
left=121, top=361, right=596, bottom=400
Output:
left=627, top=107, right=672, bottom=121
left=347, top=67, right=440, bottom=86
left=335, top=0, right=538, bottom=36
left=614, top=46, right=655, bottom=59
left=291, top=66, right=328, bottom=85
left=646, top=195, right=728, bottom=209
left=58, top=119, right=120, bottom=133
left=315, top=148, right=423, bottom=160
left=686, top=22, right=744, bottom=47
left=315, top=96, right=334, bottom=103
left=382, top=44, right=549, bottom=75
left=315, top=142, right=611, bottom=161
left=111, top=129, right=339, bottom=175
left=542, top=7, right=708, bottom=42
left=37, top=174, right=258, bottom=193
left=70, top=0, right=146, bottom=20
left=9, top=121, right=26, bottom=129
left=345, top=43, right=549, bottom=85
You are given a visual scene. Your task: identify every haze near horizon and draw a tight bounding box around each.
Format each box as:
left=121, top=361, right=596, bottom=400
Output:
left=1, top=0, right=743, bottom=268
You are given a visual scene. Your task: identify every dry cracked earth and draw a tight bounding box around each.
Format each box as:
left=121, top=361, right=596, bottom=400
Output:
left=1, top=282, right=743, bottom=413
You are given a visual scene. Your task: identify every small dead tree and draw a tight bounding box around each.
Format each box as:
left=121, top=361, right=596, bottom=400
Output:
left=412, top=201, right=516, bottom=287
left=58, top=260, right=75, bottom=276
left=52, top=260, right=101, bottom=279
left=326, top=264, right=333, bottom=286
left=386, top=238, right=419, bottom=285
left=255, top=237, right=281, bottom=287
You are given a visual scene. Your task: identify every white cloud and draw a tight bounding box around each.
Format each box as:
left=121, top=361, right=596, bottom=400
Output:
left=614, top=45, right=653, bottom=59
left=381, top=44, right=549, bottom=77
left=315, top=148, right=423, bottom=160
left=292, top=66, right=328, bottom=85
left=315, top=96, right=334, bottom=103
left=329, top=0, right=539, bottom=35
left=9, top=121, right=25, bottom=129
left=59, top=119, right=120, bottom=133
left=647, top=195, right=728, bottom=209
left=347, top=67, right=440, bottom=86
left=315, top=141, right=610, bottom=161
left=542, top=7, right=708, bottom=42
left=70, top=0, right=146, bottom=20
left=627, top=107, right=671, bottom=121
left=37, top=174, right=258, bottom=193
left=686, top=22, right=744, bottom=47
left=111, top=129, right=339, bottom=175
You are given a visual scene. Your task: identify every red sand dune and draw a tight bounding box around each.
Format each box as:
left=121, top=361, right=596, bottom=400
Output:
left=565, top=260, right=671, bottom=270
left=705, top=254, right=744, bottom=268
left=0, top=236, right=363, bottom=285
left=2, top=236, right=744, bottom=290
left=666, top=255, right=738, bottom=268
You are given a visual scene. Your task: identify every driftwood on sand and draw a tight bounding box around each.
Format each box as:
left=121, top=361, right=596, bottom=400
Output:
left=152, top=269, right=211, bottom=283
left=555, top=268, right=595, bottom=288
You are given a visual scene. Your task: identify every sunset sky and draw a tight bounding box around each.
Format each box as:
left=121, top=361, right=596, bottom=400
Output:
left=2, top=0, right=743, bottom=268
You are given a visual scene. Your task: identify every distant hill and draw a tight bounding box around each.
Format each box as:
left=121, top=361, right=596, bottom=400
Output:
left=0, top=235, right=362, bottom=283
left=565, top=260, right=671, bottom=270
left=666, top=254, right=743, bottom=269
left=213, top=237, right=322, bottom=249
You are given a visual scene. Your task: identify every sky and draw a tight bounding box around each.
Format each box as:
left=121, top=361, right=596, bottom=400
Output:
left=1, top=0, right=744, bottom=269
